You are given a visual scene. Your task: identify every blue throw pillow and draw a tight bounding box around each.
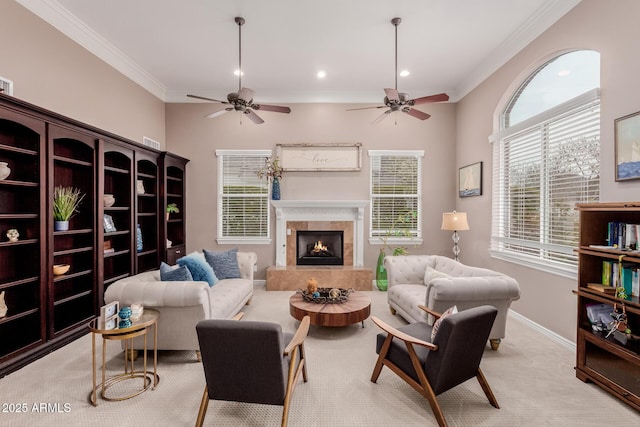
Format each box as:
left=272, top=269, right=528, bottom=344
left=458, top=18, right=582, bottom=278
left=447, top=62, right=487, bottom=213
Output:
left=203, top=248, right=241, bottom=280
left=176, top=254, right=218, bottom=287
left=159, top=262, right=193, bottom=282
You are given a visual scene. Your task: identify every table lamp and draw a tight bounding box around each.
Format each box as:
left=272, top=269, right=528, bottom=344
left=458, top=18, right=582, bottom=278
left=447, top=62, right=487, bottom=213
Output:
left=441, top=210, right=469, bottom=261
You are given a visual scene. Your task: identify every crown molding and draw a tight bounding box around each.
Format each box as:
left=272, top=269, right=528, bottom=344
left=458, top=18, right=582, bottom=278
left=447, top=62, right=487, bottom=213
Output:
left=454, top=0, right=582, bottom=102
left=17, top=0, right=581, bottom=105
left=17, top=0, right=167, bottom=101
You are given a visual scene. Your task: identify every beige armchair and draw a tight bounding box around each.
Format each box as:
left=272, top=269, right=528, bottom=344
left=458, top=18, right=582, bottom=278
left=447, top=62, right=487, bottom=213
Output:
left=384, top=255, right=520, bottom=350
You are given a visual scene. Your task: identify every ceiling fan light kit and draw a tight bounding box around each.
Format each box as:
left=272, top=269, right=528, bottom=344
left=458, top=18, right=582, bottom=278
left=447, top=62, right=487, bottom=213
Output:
left=347, top=17, right=449, bottom=124
left=186, top=17, right=291, bottom=124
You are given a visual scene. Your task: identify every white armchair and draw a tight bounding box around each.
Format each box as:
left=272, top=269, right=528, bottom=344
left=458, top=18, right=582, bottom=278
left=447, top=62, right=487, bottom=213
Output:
left=384, top=255, right=520, bottom=350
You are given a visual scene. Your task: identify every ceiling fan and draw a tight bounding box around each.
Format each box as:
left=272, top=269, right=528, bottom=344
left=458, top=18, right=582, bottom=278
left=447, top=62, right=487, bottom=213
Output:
left=348, top=17, right=449, bottom=124
left=187, top=17, right=291, bottom=124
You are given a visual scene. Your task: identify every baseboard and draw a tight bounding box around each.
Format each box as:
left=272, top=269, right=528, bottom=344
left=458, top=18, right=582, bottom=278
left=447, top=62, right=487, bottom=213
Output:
left=508, top=309, right=575, bottom=351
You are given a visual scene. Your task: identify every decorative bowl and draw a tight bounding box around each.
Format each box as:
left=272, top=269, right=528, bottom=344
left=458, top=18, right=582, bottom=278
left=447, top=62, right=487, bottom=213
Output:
left=297, top=287, right=353, bottom=304
left=53, top=264, right=70, bottom=275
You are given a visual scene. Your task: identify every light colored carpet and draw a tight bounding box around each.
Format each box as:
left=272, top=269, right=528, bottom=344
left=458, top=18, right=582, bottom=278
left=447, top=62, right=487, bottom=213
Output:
left=0, top=286, right=638, bottom=426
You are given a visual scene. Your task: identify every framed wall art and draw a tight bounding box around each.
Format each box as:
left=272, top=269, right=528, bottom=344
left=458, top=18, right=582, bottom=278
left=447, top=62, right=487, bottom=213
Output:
left=459, top=161, right=482, bottom=197
left=100, top=301, right=119, bottom=330
left=276, top=143, right=362, bottom=171
left=615, top=110, right=640, bottom=181
left=103, top=214, right=116, bottom=233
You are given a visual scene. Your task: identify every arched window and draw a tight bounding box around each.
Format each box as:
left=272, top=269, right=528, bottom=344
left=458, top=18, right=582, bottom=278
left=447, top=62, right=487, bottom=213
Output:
left=490, top=50, right=600, bottom=277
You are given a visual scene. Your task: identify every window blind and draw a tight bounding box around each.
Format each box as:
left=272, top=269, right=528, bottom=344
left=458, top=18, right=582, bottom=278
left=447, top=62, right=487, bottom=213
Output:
left=217, top=151, right=270, bottom=239
left=491, top=95, right=600, bottom=272
left=369, top=151, right=422, bottom=239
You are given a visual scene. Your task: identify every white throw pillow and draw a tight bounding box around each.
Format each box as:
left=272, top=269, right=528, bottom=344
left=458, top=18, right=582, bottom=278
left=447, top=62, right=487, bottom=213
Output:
left=423, top=266, right=452, bottom=286
left=431, top=305, right=458, bottom=341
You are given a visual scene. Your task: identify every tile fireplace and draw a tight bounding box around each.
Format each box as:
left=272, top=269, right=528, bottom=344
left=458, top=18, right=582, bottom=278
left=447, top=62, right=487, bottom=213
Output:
left=270, top=200, right=368, bottom=267
left=267, top=200, right=372, bottom=291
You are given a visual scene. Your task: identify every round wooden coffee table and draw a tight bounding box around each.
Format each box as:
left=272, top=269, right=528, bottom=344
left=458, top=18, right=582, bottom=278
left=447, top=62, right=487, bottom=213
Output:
left=289, top=291, right=371, bottom=327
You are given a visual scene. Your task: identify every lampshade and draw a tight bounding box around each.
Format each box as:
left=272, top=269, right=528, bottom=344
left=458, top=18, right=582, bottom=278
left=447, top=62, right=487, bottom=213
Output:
left=441, top=211, right=469, bottom=231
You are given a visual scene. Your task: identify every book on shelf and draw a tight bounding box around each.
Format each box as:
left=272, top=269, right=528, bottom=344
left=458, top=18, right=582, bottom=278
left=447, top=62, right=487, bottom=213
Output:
left=103, top=248, right=115, bottom=254
left=622, top=264, right=634, bottom=297
left=602, top=260, right=612, bottom=285
left=606, top=221, right=640, bottom=250
left=586, top=283, right=616, bottom=294
left=601, top=260, right=640, bottom=296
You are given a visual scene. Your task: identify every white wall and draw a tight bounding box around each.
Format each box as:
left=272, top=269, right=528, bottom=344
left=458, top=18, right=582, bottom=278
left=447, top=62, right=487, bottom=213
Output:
left=456, top=0, right=640, bottom=341
left=0, top=1, right=165, bottom=146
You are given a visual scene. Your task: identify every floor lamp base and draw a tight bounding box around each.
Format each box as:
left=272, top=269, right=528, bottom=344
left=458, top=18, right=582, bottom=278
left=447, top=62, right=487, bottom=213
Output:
left=451, top=231, right=461, bottom=262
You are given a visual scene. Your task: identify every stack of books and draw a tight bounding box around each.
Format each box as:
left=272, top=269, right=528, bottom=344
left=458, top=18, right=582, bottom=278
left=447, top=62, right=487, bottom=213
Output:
left=601, top=260, right=640, bottom=297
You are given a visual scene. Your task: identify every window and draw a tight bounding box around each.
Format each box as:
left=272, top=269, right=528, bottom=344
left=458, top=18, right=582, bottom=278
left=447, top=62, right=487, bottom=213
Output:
left=490, top=51, right=600, bottom=277
left=369, top=150, right=423, bottom=246
left=216, top=150, right=271, bottom=244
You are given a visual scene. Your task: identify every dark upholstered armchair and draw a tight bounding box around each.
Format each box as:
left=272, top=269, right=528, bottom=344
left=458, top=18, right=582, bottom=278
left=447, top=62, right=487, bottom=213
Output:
left=195, top=316, right=310, bottom=427
left=371, top=305, right=499, bottom=427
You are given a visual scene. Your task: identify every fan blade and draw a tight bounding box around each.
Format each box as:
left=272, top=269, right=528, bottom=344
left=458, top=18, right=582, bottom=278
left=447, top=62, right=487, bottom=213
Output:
left=253, top=104, right=291, bottom=113
left=403, top=107, right=431, bottom=120
left=384, top=88, right=400, bottom=103
left=372, top=110, right=391, bottom=124
left=245, top=109, right=264, bottom=124
left=346, top=105, right=387, bottom=111
left=237, top=87, right=255, bottom=102
left=187, top=94, right=229, bottom=104
left=410, top=93, right=449, bottom=105
left=205, top=108, right=232, bottom=119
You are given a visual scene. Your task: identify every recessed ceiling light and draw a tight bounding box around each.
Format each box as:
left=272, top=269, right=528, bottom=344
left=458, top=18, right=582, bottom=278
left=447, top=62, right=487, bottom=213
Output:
left=317, top=70, right=327, bottom=79
left=558, top=69, right=570, bottom=77
left=234, top=70, right=244, bottom=76
left=399, top=70, right=410, bottom=77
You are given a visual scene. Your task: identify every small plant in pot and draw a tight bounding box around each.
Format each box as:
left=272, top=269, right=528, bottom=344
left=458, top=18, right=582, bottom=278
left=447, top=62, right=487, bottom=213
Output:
left=53, top=186, right=85, bottom=231
left=166, top=203, right=179, bottom=220
left=376, top=211, right=417, bottom=291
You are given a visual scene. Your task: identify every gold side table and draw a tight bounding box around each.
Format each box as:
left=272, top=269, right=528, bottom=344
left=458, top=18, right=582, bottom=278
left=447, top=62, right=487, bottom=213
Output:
left=88, top=308, right=160, bottom=406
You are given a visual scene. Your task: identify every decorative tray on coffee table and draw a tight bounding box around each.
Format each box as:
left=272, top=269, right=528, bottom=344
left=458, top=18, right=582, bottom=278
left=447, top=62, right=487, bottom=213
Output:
left=297, top=287, right=354, bottom=304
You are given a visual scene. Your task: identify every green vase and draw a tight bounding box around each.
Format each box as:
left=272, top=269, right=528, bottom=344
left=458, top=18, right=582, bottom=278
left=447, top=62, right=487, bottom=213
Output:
left=376, top=249, right=388, bottom=291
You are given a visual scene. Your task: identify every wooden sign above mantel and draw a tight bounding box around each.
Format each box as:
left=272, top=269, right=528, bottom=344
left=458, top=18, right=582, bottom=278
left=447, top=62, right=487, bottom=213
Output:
left=276, top=143, right=362, bottom=171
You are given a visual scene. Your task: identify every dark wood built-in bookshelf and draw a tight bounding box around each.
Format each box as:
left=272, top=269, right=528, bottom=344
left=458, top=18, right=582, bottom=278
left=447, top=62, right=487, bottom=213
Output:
left=0, top=93, right=188, bottom=378
left=161, top=153, right=188, bottom=265
left=574, top=202, right=640, bottom=411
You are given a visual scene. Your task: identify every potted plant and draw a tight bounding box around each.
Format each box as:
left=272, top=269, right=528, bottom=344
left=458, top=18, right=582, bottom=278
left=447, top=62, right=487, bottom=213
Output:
left=257, top=156, right=284, bottom=200
left=166, top=203, right=179, bottom=221
left=53, top=186, right=85, bottom=231
left=376, top=211, right=417, bottom=291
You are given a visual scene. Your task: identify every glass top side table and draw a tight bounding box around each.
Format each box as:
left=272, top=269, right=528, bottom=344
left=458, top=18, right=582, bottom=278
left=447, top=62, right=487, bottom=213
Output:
left=88, top=308, right=160, bottom=406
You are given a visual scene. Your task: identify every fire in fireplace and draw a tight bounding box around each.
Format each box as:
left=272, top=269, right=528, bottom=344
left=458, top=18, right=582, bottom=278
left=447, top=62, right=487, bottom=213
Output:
left=296, top=230, right=344, bottom=265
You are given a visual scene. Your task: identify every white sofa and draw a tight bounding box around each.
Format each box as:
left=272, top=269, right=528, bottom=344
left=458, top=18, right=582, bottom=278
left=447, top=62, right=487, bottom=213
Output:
left=104, top=251, right=257, bottom=353
left=384, top=255, right=520, bottom=349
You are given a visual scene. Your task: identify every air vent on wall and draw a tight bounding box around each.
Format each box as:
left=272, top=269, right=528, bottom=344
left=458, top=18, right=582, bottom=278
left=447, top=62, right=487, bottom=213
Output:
left=142, top=136, right=160, bottom=150
left=0, top=76, right=14, bottom=96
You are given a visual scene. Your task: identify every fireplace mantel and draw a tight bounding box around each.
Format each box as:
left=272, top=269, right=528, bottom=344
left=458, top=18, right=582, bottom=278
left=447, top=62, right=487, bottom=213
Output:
left=270, top=200, right=368, bottom=267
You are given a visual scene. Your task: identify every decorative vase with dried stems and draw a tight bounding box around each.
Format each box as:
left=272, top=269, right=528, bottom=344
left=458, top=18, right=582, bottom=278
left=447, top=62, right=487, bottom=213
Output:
left=257, top=156, right=283, bottom=200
